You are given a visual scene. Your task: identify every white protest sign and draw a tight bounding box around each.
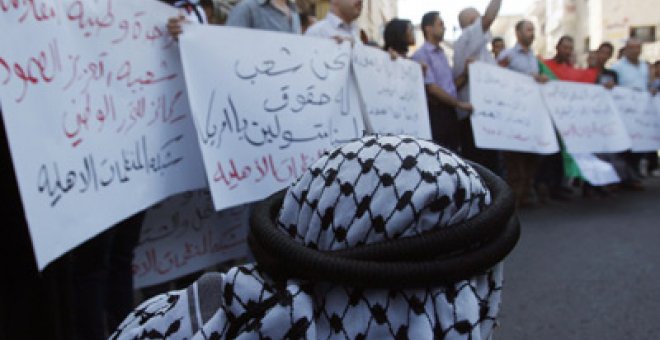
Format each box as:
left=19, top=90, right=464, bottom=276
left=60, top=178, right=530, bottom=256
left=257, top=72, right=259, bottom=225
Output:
left=611, top=87, right=660, bottom=152
left=469, top=62, right=559, bottom=154
left=0, top=0, right=206, bottom=269
left=541, top=81, right=631, bottom=153
left=179, top=25, right=363, bottom=211
left=132, top=190, right=249, bottom=289
left=351, top=44, right=431, bottom=138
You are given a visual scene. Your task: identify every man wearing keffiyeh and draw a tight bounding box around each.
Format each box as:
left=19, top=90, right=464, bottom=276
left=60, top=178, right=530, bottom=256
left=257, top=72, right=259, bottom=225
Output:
left=111, top=135, right=519, bottom=339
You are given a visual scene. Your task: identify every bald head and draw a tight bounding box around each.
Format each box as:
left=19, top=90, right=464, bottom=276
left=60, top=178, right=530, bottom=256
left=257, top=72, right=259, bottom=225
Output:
left=624, top=37, right=643, bottom=63
left=458, top=7, right=480, bottom=29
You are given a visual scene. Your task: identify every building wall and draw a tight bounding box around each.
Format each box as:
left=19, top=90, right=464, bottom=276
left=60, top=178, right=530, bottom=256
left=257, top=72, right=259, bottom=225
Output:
left=538, top=0, right=660, bottom=63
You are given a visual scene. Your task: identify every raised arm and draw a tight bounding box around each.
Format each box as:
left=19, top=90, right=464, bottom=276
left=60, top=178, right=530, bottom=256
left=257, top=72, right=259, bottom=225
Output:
left=482, top=0, right=502, bottom=31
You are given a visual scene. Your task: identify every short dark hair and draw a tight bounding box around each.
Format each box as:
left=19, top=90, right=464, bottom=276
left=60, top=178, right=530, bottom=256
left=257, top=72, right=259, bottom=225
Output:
left=557, top=35, right=574, bottom=47
left=598, top=42, right=614, bottom=52
left=421, top=11, right=440, bottom=38
left=384, top=19, right=413, bottom=55
left=492, top=37, right=504, bottom=44
left=515, top=20, right=531, bottom=33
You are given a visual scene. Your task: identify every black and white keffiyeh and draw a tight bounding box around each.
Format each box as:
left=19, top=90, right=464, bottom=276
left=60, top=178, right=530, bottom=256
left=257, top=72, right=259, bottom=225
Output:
left=112, top=135, right=513, bottom=340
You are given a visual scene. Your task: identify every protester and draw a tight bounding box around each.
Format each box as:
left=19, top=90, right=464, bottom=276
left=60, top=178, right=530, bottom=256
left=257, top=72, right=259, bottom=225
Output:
left=497, top=20, right=548, bottom=207
left=612, top=38, right=655, bottom=177
left=452, top=0, right=503, bottom=175
left=383, top=18, right=415, bottom=57
left=491, top=37, right=505, bottom=59
left=167, top=0, right=301, bottom=39
left=412, top=11, right=473, bottom=152
left=592, top=44, right=646, bottom=190
left=535, top=35, right=585, bottom=202
left=543, top=36, right=598, bottom=83
left=595, top=42, right=619, bottom=88
left=304, top=0, right=362, bottom=42
left=111, top=135, right=519, bottom=339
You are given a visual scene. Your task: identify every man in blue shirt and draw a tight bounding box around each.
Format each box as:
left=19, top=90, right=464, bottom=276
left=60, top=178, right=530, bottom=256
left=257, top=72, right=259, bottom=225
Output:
left=411, top=11, right=472, bottom=152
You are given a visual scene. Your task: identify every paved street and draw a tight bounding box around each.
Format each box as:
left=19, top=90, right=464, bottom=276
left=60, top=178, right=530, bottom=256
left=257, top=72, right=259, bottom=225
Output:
left=497, top=178, right=660, bottom=339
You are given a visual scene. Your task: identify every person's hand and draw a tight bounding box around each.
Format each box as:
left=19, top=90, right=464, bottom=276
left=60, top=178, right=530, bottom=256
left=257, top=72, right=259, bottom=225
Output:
left=534, top=74, right=549, bottom=84
left=456, top=101, right=474, bottom=113
left=167, top=14, right=186, bottom=40
left=387, top=47, right=398, bottom=61
left=464, top=57, right=476, bottom=73
left=498, top=57, right=510, bottom=68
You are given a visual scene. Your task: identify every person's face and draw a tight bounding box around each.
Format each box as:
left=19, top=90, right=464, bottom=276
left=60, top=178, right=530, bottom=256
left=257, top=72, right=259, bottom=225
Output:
left=556, top=40, right=574, bottom=62
left=625, top=41, right=642, bottom=62
left=492, top=41, right=505, bottom=56
left=405, top=23, right=415, bottom=46
left=597, top=46, right=613, bottom=66
left=516, top=22, right=535, bottom=47
left=429, top=16, right=445, bottom=42
left=333, top=0, right=363, bottom=22
left=587, top=52, right=599, bottom=68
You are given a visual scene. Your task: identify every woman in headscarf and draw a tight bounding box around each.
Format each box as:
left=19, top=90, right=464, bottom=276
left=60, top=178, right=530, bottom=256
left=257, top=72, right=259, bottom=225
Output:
left=111, top=135, right=519, bottom=339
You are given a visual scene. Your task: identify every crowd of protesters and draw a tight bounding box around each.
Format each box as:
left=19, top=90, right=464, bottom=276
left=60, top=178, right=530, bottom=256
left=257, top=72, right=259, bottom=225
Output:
left=2, top=0, right=660, bottom=339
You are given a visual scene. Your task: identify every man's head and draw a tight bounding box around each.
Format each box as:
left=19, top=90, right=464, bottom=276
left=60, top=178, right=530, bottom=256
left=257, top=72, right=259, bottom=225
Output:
left=421, top=11, right=444, bottom=43
left=587, top=50, right=600, bottom=68
left=491, top=37, right=505, bottom=58
left=329, top=0, right=363, bottom=24
left=597, top=42, right=614, bottom=66
left=554, top=35, right=574, bottom=63
left=624, top=37, right=642, bottom=63
left=514, top=20, right=535, bottom=48
left=458, top=7, right=480, bottom=29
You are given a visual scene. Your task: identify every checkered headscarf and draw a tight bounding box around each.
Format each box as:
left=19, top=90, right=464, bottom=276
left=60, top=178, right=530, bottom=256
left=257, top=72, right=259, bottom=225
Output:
left=112, top=135, right=505, bottom=340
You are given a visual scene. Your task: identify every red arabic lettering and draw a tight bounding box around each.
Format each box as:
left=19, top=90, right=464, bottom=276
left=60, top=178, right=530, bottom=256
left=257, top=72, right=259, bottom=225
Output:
left=147, top=90, right=186, bottom=126
left=213, top=150, right=325, bottom=190
left=61, top=93, right=117, bottom=147
left=66, top=0, right=115, bottom=38
left=17, top=0, right=56, bottom=23
left=0, top=56, right=9, bottom=84
left=3, top=39, right=61, bottom=102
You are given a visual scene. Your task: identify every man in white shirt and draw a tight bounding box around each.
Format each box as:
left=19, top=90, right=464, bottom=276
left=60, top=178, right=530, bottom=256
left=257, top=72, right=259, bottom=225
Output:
left=611, top=38, right=651, bottom=91
left=452, top=0, right=502, bottom=174
left=304, top=0, right=362, bottom=41
left=611, top=38, right=657, bottom=177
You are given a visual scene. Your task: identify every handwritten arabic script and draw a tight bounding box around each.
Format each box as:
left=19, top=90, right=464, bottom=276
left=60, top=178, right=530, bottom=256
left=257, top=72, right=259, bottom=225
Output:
left=179, top=25, right=363, bottom=210
left=132, top=190, right=249, bottom=289
left=611, top=87, right=660, bottom=152
left=542, top=81, right=631, bottom=153
left=351, top=44, right=431, bottom=138
left=469, top=62, right=559, bottom=154
left=0, top=0, right=205, bottom=270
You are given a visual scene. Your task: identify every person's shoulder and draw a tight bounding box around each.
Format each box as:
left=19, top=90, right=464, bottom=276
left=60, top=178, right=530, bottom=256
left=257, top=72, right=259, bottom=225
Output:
left=497, top=47, right=514, bottom=60
left=233, top=0, right=260, bottom=9
left=304, top=19, right=329, bottom=37
left=610, top=60, right=625, bottom=71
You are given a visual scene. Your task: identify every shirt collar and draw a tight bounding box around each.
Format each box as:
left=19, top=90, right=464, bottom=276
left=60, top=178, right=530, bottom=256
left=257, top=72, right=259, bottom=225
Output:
left=257, top=0, right=295, bottom=8
left=422, top=41, right=442, bottom=52
left=514, top=43, right=531, bottom=54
